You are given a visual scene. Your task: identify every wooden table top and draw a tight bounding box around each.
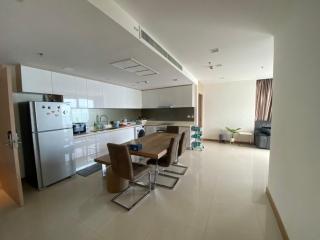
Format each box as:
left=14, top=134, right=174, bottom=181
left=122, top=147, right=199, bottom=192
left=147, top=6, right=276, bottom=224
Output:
left=125, top=132, right=178, bottom=159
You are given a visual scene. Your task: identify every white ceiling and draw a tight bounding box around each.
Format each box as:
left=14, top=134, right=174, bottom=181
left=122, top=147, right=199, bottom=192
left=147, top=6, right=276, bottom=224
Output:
left=0, top=0, right=291, bottom=89
left=115, top=0, right=291, bottom=84
left=0, top=0, right=194, bottom=90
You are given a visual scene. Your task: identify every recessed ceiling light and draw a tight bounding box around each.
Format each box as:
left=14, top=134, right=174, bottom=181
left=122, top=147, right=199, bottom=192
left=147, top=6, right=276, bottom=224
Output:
left=210, top=48, right=219, bottom=54
left=63, top=67, right=74, bottom=72
left=136, top=80, right=150, bottom=84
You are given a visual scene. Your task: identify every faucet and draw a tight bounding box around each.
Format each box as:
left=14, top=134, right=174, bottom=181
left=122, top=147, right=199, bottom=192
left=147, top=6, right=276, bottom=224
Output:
left=99, top=114, right=109, bottom=124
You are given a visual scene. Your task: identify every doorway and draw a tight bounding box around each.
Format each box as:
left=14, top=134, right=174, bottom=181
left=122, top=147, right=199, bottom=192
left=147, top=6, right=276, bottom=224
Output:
left=0, top=65, right=24, bottom=206
left=198, top=93, right=203, bottom=128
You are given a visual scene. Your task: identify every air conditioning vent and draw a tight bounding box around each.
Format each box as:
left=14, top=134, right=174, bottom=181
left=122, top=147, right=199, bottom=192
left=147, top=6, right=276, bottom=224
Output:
left=140, top=29, right=183, bottom=71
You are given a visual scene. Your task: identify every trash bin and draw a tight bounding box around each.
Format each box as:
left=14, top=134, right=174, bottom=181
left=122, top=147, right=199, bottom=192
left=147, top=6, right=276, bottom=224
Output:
left=219, top=133, right=227, bottom=143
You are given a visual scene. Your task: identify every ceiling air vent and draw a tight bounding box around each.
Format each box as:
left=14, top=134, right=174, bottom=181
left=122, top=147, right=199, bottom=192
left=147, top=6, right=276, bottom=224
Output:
left=140, top=29, right=183, bottom=71
left=110, top=58, right=159, bottom=77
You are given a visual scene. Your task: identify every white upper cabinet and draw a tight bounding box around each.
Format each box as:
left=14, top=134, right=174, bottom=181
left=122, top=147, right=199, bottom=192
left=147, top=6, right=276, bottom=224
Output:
left=126, top=88, right=142, bottom=109
left=19, top=65, right=52, bottom=94
left=17, top=65, right=142, bottom=109
left=52, top=72, right=88, bottom=108
left=86, top=80, right=104, bottom=109
left=102, top=82, right=114, bottom=108
left=141, top=89, right=160, bottom=108
left=142, top=85, right=195, bottom=108
left=103, top=82, right=141, bottom=109
left=173, top=85, right=195, bottom=107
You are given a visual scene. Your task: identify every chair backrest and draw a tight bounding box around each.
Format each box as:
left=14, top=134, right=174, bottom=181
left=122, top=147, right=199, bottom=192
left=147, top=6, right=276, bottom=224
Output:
left=162, top=135, right=180, bottom=167
left=178, top=131, right=187, bottom=157
left=166, top=126, right=180, bottom=133
left=107, top=143, right=134, bottom=180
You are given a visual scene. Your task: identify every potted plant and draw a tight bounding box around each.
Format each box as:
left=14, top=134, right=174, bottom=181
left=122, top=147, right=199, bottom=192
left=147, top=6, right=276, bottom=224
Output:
left=226, top=127, right=241, bottom=143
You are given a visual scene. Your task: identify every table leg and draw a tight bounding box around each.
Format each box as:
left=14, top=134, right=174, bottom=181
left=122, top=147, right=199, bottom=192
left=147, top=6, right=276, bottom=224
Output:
left=152, top=159, right=159, bottom=190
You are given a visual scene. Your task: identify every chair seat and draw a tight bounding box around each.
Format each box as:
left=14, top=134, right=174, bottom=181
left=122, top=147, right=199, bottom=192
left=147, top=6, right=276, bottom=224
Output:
left=95, top=154, right=111, bottom=165
left=146, top=158, right=170, bottom=167
left=132, top=163, right=149, bottom=180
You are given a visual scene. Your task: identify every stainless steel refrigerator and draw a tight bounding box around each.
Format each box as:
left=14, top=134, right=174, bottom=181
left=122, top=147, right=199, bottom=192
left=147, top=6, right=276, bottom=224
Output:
left=20, top=101, right=75, bottom=189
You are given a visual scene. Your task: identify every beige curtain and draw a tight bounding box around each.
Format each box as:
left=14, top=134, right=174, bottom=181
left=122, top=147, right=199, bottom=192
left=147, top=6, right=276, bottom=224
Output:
left=255, top=79, right=273, bottom=121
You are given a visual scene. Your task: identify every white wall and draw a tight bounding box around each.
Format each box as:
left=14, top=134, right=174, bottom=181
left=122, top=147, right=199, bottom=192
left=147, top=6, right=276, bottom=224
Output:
left=203, top=80, right=256, bottom=141
left=268, top=1, right=320, bottom=239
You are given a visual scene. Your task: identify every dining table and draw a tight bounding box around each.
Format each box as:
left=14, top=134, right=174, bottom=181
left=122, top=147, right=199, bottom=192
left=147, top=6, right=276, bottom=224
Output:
left=95, top=132, right=179, bottom=191
left=125, top=132, right=179, bottom=189
left=125, top=132, right=179, bottom=159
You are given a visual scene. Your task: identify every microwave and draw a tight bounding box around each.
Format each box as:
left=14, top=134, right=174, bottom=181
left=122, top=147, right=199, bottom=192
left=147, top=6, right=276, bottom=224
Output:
left=73, top=123, right=86, bottom=135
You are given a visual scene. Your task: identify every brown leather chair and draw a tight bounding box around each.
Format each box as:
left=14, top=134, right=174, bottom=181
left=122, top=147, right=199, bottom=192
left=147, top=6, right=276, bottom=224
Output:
left=165, top=126, right=188, bottom=175
left=146, top=136, right=180, bottom=189
left=166, top=126, right=180, bottom=133
left=107, top=143, right=152, bottom=210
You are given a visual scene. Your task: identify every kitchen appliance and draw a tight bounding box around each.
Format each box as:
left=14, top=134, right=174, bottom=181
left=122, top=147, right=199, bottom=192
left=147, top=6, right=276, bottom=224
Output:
left=19, top=101, right=75, bottom=189
left=135, top=125, right=145, bottom=139
left=73, top=123, right=86, bottom=135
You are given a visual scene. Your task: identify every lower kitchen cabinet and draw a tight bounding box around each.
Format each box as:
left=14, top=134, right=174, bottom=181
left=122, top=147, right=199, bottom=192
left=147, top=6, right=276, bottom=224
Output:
left=73, top=127, right=135, bottom=170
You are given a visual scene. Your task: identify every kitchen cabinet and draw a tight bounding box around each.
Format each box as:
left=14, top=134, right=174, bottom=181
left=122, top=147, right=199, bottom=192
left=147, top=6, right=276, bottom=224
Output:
left=105, top=128, right=135, bottom=145
left=18, top=65, right=53, bottom=94
left=73, top=127, right=135, bottom=170
left=145, top=126, right=158, bottom=135
left=141, top=89, right=160, bottom=108
left=124, top=88, right=142, bottom=109
left=52, top=72, right=88, bottom=108
left=72, top=136, right=89, bottom=169
left=142, top=85, right=195, bottom=108
left=87, top=80, right=104, bottom=108
left=157, top=88, right=176, bottom=107
left=103, top=83, right=142, bottom=109
left=16, top=65, right=143, bottom=109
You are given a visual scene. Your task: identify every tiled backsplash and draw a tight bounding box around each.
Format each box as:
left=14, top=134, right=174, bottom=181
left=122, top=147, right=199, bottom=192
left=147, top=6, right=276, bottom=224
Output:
left=71, top=108, right=141, bottom=126
left=141, top=107, right=195, bottom=121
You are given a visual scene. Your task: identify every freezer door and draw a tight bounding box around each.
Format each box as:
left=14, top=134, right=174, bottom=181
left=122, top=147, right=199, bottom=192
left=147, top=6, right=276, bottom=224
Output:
left=32, top=102, right=72, bottom=132
left=36, top=129, right=75, bottom=187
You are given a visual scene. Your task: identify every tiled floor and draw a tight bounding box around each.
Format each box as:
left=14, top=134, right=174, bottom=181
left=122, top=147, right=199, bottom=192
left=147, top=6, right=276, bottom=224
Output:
left=0, top=142, right=282, bottom=240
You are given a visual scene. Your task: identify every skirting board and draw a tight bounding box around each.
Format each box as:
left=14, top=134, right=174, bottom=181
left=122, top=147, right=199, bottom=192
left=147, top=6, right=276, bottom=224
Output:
left=202, top=138, right=254, bottom=145
left=266, top=187, right=290, bottom=240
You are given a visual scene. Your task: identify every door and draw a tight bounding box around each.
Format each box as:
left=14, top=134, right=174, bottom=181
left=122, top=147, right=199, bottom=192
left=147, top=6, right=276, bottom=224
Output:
left=37, top=129, right=75, bottom=188
left=198, top=94, right=203, bottom=128
left=32, top=102, right=72, bottom=132
left=0, top=65, right=24, bottom=206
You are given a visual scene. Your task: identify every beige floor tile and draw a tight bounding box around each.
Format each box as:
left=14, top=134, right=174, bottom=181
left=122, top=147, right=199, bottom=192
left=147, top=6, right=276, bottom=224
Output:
left=0, top=142, right=282, bottom=240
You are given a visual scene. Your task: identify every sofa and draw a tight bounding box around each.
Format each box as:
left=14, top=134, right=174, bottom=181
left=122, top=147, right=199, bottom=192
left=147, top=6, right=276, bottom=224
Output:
left=254, top=120, right=271, bottom=149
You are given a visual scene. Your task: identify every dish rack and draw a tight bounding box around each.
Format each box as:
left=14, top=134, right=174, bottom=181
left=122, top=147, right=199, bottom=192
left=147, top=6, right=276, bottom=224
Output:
left=191, top=126, right=204, bottom=151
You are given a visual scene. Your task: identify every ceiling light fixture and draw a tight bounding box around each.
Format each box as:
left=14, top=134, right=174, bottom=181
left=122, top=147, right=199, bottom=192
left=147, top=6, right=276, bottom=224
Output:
left=110, top=58, right=159, bottom=77
left=136, top=80, right=150, bottom=84
left=210, top=48, right=219, bottom=54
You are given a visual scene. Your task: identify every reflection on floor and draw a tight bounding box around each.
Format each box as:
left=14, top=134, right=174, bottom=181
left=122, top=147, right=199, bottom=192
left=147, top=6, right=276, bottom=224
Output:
left=0, top=142, right=282, bottom=240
